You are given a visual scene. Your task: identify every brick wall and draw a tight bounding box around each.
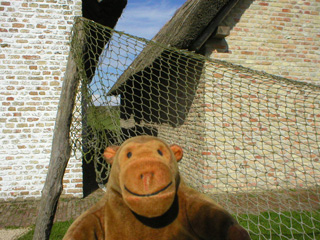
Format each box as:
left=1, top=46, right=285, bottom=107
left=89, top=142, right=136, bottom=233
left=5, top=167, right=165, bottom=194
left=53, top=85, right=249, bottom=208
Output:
left=0, top=0, right=82, bottom=200
left=201, top=61, right=320, bottom=194
left=205, top=0, right=320, bottom=84
left=156, top=78, right=208, bottom=191
left=156, top=58, right=320, bottom=195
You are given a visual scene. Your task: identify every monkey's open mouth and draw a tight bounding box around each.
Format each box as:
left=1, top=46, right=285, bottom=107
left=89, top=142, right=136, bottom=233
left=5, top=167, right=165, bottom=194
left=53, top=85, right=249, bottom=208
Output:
left=124, top=182, right=173, bottom=197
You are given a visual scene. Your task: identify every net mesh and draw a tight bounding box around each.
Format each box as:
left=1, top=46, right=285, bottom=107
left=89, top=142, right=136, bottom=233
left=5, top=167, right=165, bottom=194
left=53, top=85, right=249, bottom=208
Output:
left=69, top=17, right=320, bottom=239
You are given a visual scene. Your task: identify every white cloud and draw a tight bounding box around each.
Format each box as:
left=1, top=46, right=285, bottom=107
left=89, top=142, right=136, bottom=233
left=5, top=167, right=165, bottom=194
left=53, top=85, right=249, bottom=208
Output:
left=115, top=0, right=184, bottom=39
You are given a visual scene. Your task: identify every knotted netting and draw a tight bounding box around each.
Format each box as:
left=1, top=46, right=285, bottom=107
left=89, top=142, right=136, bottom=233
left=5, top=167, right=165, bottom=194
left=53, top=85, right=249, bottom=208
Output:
left=69, top=17, right=319, bottom=239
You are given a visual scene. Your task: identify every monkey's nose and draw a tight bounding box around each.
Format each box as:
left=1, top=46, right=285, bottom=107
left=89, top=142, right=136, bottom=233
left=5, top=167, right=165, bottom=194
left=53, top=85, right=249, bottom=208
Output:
left=140, top=172, right=154, bottom=191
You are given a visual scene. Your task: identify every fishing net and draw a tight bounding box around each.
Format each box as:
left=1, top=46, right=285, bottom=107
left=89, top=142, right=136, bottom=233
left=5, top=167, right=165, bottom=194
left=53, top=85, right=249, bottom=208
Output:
left=69, top=17, right=320, bottom=239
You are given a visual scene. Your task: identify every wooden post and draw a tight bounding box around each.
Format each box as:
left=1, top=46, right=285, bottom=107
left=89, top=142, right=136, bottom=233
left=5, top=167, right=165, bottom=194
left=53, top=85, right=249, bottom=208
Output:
left=32, top=20, right=85, bottom=240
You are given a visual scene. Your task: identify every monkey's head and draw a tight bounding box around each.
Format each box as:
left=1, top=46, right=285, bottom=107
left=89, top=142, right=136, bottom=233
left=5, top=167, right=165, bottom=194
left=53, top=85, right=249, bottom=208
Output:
left=104, top=136, right=183, bottom=218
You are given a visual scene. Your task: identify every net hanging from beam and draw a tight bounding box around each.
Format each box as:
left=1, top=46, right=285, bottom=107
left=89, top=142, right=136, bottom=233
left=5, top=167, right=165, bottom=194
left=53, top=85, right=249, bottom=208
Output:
left=69, top=17, right=320, bottom=239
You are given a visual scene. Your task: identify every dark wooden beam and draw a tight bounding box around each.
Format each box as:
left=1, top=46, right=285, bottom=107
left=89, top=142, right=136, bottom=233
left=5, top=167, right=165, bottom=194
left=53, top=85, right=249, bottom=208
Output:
left=190, top=0, right=240, bottom=52
left=82, top=0, right=127, bottom=82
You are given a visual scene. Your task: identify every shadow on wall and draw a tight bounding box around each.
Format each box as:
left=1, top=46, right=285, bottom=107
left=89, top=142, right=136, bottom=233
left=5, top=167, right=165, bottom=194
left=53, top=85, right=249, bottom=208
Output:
left=117, top=49, right=205, bottom=127
left=204, top=0, right=254, bottom=54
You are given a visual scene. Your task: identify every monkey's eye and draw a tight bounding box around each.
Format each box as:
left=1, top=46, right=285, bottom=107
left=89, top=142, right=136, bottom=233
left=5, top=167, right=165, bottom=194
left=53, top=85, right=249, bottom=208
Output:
left=157, top=149, right=163, bottom=156
left=127, top=152, right=132, bottom=158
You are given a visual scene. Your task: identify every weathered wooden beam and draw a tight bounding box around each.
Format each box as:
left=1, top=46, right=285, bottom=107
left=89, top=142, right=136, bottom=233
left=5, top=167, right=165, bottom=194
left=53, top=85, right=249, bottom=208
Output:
left=32, top=1, right=128, bottom=237
left=32, top=19, right=85, bottom=240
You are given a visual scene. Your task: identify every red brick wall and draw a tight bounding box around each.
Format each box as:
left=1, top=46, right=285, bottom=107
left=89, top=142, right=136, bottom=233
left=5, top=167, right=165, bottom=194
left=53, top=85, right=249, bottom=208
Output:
left=157, top=59, right=320, bottom=194
left=205, top=0, right=320, bottom=84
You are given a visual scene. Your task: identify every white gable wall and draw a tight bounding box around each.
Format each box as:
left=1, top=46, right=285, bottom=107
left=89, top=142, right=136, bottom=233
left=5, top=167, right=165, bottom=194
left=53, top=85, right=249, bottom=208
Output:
left=0, top=0, right=82, bottom=200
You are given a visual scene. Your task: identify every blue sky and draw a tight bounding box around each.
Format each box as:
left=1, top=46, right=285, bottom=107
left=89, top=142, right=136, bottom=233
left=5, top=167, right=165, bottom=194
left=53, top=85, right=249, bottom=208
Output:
left=115, top=0, right=186, bottom=39
left=92, top=0, right=186, bottom=106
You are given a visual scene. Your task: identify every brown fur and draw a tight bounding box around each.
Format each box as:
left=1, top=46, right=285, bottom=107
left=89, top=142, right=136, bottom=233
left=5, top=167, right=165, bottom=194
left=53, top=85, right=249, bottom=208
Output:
left=63, top=136, right=250, bottom=240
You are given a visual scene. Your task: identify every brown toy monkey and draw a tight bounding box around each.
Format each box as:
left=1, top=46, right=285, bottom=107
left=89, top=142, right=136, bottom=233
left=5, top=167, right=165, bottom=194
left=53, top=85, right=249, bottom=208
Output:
left=63, top=136, right=250, bottom=240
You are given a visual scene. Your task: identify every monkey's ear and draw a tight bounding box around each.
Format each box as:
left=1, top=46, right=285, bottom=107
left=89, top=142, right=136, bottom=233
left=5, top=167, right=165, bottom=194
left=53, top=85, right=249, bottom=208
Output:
left=170, top=144, right=183, bottom=162
left=103, top=146, right=119, bottom=165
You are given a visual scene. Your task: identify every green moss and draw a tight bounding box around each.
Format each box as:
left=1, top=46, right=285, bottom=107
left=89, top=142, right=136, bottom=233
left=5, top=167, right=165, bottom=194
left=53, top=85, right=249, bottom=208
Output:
left=87, top=106, right=120, bottom=131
